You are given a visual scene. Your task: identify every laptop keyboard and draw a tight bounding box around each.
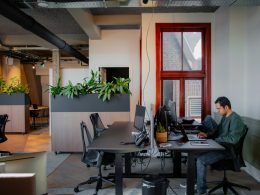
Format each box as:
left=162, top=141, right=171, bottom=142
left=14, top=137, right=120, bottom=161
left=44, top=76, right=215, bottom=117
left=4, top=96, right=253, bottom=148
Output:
left=187, top=134, right=206, bottom=141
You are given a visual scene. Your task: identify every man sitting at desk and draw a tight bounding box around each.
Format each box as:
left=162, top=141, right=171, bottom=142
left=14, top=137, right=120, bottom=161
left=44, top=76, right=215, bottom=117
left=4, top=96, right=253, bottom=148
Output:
left=196, top=96, right=246, bottom=195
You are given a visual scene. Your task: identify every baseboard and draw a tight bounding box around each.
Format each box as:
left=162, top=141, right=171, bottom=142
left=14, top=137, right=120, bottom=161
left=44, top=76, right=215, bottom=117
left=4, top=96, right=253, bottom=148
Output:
left=242, top=161, right=260, bottom=182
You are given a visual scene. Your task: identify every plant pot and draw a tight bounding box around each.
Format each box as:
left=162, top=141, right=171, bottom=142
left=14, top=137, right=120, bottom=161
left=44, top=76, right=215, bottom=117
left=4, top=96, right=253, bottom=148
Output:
left=156, top=132, right=168, bottom=143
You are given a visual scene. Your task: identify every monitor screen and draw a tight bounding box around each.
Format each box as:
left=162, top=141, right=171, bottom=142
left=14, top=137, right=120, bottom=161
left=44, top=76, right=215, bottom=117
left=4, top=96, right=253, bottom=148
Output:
left=167, top=100, right=177, bottom=126
left=134, top=105, right=146, bottom=131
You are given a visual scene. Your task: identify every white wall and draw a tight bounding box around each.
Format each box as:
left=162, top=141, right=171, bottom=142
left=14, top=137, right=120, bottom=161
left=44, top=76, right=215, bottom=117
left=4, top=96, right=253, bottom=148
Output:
left=214, top=6, right=260, bottom=179
left=141, top=13, right=214, bottom=117
left=61, top=68, right=89, bottom=85
left=89, top=30, right=141, bottom=120
left=214, top=6, right=260, bottom=120
left=244, top=6, right=260, bottom=120
left=213, top=7, right=246, bottom=115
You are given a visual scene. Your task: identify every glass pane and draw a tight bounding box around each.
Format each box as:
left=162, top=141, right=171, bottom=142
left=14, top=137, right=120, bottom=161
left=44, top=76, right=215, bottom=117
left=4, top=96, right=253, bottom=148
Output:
left=185, top=80, right=202, bottom=121
left=163, top=80, right=180, bottom=117
left=183, top=32, right=202, bottom=71
left=162, top=32, right=182, bottom=71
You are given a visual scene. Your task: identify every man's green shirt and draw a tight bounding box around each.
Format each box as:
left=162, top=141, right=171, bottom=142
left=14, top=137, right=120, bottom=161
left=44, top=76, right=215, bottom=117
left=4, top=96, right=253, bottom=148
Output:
left=214, top=112, right=246, bottom=144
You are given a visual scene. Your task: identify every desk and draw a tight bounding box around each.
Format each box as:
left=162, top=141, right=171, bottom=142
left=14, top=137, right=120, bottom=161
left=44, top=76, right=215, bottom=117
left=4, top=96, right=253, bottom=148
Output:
left=88, top=121, right=149, bottom=195
left=29, top=106, right=48, bottom=129
left=162, top=140, right=225, bottom=195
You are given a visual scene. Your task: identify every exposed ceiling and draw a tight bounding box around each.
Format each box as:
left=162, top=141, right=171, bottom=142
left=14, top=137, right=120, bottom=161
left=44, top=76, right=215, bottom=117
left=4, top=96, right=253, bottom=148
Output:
left=0, top=0, right=260, bottom=64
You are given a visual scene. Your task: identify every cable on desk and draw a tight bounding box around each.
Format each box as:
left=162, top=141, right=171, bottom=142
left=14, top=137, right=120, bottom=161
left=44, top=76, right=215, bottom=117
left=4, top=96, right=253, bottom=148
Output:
left=158, top=149, right=167, bottom=170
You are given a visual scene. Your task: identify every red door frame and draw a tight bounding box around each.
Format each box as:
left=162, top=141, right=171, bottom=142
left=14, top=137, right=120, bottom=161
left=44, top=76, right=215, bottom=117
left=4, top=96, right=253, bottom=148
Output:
left=155, top=23, right=211, bottom=119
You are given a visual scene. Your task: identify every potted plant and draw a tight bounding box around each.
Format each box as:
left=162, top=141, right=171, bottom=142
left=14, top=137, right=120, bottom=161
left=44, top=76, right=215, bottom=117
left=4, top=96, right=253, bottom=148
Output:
left=156, top=122, right=168, bottom=143
left=0, top=77, right=30, bottom=105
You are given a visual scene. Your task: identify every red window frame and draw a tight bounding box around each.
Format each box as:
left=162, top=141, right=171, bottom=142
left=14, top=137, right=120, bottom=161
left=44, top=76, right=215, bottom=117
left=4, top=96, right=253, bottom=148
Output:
left=155, top=23, right=211, bottom=119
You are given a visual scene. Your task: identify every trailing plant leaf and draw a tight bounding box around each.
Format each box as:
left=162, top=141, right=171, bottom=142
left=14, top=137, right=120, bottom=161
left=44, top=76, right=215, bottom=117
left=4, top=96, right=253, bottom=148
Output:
left=86, top=70, right=101, bottom=93
left=48, top=78, right=63, bottom=98
left=113, top=77, right=131, bottom=94
left=60, top=81, right=82, bottom=99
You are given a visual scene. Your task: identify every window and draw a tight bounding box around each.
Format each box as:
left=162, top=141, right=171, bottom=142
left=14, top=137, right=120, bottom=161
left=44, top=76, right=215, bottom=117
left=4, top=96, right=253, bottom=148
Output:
left=156, top=23, right=211, bottom=120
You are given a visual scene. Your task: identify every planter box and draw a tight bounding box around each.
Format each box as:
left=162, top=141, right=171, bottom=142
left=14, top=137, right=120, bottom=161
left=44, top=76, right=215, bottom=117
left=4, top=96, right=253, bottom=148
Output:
left=0, top=93, right=30, bottom=133
left=51, top=94, right=130, bottom=112
left=0, top=93, right=29, bottom=105
left=51, top=94, right=130, bottom=152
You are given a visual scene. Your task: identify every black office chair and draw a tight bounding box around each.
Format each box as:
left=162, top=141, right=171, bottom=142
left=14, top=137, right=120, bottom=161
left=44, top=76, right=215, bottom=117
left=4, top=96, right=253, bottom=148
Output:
left=74, top=121, right=115, bottom=195
left=208, top=126, right=250, bottom=195
left=0, top=114, right=11, bottom=156
left=90, top=113, right=107, bottom=138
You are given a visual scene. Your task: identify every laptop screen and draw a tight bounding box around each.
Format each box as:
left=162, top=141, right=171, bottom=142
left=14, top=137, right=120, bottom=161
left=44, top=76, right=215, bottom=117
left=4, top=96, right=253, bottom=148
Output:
left=134, top=105, right=146, bottom=131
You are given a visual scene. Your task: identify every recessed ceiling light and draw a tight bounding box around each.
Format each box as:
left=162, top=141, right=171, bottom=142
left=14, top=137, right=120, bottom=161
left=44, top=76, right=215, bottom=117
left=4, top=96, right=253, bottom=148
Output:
left=37, top=0, right=48, bottom=8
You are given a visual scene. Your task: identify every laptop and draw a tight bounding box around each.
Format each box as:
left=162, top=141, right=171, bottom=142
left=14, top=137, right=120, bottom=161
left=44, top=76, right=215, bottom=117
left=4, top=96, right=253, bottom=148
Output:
left=177, top=123, right=206, bottom=143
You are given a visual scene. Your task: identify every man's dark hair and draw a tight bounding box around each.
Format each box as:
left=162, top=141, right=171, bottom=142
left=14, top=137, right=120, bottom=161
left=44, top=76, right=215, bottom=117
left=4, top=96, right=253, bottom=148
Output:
left=215, top=96, right=231, bottom=109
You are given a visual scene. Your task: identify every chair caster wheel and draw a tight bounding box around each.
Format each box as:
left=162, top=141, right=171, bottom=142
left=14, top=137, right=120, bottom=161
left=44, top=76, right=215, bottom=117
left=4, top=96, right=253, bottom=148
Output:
left=74, top=187, right=80, bottom=192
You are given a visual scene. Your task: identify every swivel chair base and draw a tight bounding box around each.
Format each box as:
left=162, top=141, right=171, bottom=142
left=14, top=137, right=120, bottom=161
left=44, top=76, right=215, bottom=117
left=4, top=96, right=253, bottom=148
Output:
left=208, top=175, right=250, bottom=195
left=74, top=175, right=114, bottom=195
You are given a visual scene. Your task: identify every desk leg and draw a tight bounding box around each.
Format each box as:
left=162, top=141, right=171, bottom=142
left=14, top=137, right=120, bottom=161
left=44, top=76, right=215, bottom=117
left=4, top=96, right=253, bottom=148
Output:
left=125, top=153, right=131, bottom=175
left=33, top=116, right=36, bottom=129
left=115, top=153, right=123, bottom=195
left=186, top=153, right=196, bottom=195
left=173, top=151, right=182, bottom=177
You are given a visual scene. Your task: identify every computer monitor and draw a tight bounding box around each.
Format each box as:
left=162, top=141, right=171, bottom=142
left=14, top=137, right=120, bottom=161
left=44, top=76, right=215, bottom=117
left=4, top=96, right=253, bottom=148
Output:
left=167, top=100, right=177, bottom=126
left=134, top=105, right=146, bottom=131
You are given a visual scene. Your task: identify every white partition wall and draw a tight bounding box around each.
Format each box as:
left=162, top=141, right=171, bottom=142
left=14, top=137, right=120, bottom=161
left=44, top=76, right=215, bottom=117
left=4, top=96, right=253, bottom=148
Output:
left=89, top=30, right=140, bottom=121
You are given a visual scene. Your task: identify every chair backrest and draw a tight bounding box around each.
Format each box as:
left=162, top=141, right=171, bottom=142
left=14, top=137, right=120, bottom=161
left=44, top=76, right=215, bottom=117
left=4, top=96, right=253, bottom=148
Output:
left=235, top=125, right=248, bottom=168
left=80, top=121, right=100, bottom=166
left=0, top=114, right=8, bottom=143
left=90, top=113, right=106, bottom=138
left=212, top=125, right=249, bottom=172
left=32, top=104, right=38, bottom=109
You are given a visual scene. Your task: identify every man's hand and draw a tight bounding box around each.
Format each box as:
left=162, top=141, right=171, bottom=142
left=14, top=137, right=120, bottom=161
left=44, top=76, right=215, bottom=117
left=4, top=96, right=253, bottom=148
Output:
left=198, top=132, right=208, bottom=139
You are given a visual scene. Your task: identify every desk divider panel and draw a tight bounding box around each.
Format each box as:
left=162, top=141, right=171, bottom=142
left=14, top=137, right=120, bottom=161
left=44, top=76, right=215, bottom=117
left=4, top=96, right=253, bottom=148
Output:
left=51, top=94, right=130, bottom=152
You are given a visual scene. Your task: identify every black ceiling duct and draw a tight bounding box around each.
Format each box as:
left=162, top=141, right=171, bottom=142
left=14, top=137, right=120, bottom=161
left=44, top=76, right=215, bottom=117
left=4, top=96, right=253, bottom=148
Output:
left=0, top=1, right=89, bottom=64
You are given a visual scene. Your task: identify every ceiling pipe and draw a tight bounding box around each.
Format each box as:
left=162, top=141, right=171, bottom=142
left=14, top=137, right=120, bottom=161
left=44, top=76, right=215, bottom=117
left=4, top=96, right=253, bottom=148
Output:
left=0, top=1, right=89, bottom=64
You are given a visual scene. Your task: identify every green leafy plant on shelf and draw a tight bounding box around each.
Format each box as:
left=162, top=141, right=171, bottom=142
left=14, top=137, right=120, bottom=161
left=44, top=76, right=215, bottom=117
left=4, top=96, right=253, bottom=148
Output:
left=49, top=70, right=131, bottom=101
left=0, top=77, right=29, bottom=95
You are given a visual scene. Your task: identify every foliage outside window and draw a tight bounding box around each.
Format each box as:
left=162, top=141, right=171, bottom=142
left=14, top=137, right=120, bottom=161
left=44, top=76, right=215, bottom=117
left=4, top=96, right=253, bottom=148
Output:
left=0, top=77, right=29, bottom=94
left=49, top=70, right=131, bottom=101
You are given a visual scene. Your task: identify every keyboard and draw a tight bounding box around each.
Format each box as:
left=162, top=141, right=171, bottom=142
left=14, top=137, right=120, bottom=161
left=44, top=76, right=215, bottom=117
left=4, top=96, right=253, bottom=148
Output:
left=187, top=134, right=206, bottom=141
left=174, top=129, right=199, bottom=134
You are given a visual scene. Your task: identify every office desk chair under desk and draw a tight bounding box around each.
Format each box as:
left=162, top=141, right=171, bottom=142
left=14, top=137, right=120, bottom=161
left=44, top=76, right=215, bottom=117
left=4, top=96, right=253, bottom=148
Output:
left=74, top=121, right=115, bottom=195
left=0, top=114, right=11, bottom=156
left=208, top=127, right=250, bottom=195
left=88, top=121, right=150, bottom=195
